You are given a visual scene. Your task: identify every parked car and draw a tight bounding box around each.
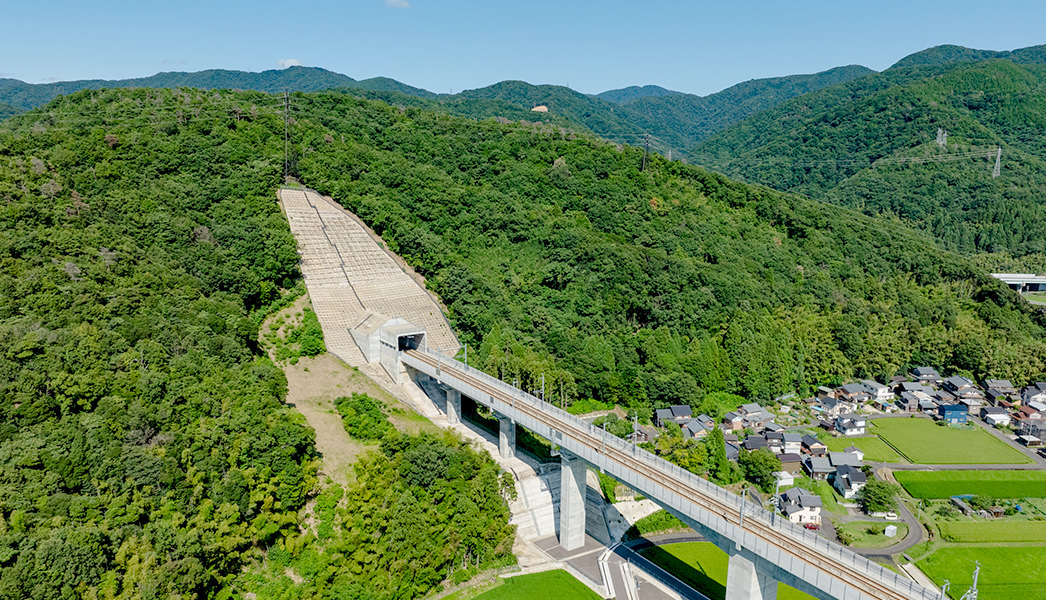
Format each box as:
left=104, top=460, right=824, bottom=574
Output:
left=803, top=522, right=820, bottom=530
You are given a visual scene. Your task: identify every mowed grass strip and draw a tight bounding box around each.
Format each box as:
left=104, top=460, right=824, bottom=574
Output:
left=462, top=570, right=600, bottom=600
left=895, top=470, right=1046, bottom=498
left=640, top=542, right=815, bottom=600
left=825, top=436, right=904, bottom=463
left=940, top=520, right=1046, bottom=543
left=872, top=418, right=1030, bottom=464
left=918, top=546, right=1046, bottom=599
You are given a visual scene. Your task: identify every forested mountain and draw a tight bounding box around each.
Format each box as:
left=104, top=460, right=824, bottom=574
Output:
left=891, top=43, right=1046, bottom=69
left=289, top=92, right=1045, bottom=410
left=595, top=85, right=683, bottom=104
left=0, top=66, right=436, bottom=112
left=0, top=103, right=18, bottom=120
left=612, top=65, right=876, bottom=155
left=1, top=63, right=876, bottom=158
left=693, top=60, right=1046, bottom=256
left=0, top=89, right=512, bottom=599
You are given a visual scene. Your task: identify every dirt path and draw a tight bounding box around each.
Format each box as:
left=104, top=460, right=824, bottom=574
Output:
left=262, top=294, right=434, bottom=485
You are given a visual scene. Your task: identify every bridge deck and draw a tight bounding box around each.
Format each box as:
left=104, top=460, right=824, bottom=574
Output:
left=403, top=348, right=939, bottom=600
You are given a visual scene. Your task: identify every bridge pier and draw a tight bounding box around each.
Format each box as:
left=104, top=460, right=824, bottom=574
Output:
left=498, top=415, right=515, bottom=459
left=725, top=552, right=778, bottom=600
left=558, top=451, right=587, bottom=550
left=445, top=388, right=461, bottom=424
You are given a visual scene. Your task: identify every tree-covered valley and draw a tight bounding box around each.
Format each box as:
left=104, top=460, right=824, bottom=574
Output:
left=1, top=83, right=1045, bottom=598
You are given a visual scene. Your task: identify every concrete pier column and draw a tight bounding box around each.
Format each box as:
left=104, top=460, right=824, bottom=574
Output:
left=725, top=552, right=778, bottom=600
left=445, top=388, right=461, bottom=424
left=498, top=415, right=516, bottom=459
left=558, top=451, right=587, bottom=551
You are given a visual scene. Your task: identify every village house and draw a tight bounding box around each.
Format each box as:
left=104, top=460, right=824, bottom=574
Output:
left=938, top=403, right=968, bottom=426
left=779, top=453, right=803, bottom=475
left=765, top=431, right=785, bottom=454
left=722, top=411, right=744, bottom=432
left=779, top=487, right=822, bottom=525
left=911, top=366, right=943, bottom=386
left=1019, top=420, right=1045, bottom=439
left=980, top=406, right=1012, bottom=428
left=1022, top=383, right=1046, bottom=404
left=833, top=464, right=868, bottom=500
left=801, top=434, right=827, bottom=456
left=782, top=432, right=802, bottom=454
left=828, top=451, right=862, bottom=469
left=844, top=446, right=865, bottom=461
left=861, top=380, right=894, bottom=406
left=836, top=383, right=872, bottom=405
left=682, top=414, right=716, bottom=439
left=944, top=375, right=980, bottom=397
left=835, top=413, right=867, bottom=437
left=655, top=404, right=693, bottom=427
left=743, top=435, right=768, bottom=451
left=898, top=391, right=921, bottom=413
left=804, top=455, right=834, bottom=480
left=984, top=379, right=1017, bottom=395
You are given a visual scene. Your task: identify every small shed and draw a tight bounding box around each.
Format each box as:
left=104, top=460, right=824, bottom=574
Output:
left=884, top=525, right=898, bottom=538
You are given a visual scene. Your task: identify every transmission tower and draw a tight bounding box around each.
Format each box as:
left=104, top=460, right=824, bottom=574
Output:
left=958, top=561, right=980, bottom=600
left=283, top=92, right=290, bottom=182
left=641, top=134, right=650, bottom=171
left=992, top=147, right=1001, bottom=179
left=936, top=127, right=948, bottom=149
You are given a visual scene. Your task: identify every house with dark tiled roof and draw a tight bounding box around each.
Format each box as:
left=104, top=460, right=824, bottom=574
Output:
left=779, top=487, right=822, bottom=525
left=833, top=464, right=867, bottom=500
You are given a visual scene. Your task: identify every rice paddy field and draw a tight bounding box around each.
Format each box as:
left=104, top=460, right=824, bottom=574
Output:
left=939, top=520, right=1046, bottom=543
left=895, top=470, right=1046, bottom=498
left=918, top=546, right=1046, bottom=599
left=871, top=418, right=1031, bottom=464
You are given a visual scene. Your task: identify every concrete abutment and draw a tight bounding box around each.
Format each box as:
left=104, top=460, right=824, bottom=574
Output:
left=558, top=451, right=588, bottom=551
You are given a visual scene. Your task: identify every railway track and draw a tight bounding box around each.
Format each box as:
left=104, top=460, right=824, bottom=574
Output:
left=405, top=349, right=936, bottom=600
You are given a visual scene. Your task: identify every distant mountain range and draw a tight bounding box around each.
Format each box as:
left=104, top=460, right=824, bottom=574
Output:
left=693, top=56, right=1046, bottom=258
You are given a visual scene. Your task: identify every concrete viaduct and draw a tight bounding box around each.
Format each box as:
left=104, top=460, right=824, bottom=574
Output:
left=379, top=331, right=941, bottom=600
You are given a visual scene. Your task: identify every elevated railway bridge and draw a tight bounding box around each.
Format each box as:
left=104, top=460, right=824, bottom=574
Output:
left=393, top=343, right=941, bottom=600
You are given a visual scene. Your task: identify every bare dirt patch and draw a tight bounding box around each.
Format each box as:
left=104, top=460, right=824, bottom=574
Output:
left=262, top=294, right=436, bottom=485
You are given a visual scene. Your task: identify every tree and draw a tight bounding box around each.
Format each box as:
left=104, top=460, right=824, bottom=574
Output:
left=737, top=449, right=781, bottom=493
left=706, top=428, right=729, bottom=483
left=857, top=480, right=900, bottom=513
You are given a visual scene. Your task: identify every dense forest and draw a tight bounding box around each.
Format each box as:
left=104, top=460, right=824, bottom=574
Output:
left=694, top=60, right=1046, bottom=258
left=0, top=88, right=513, bottom=599
left=289, top=91, right=1046, bottom=412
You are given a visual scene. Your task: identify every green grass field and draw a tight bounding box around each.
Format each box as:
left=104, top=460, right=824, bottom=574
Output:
left=918, top=546, right=1046, bottom=599
left=939, top=520, right=1046, bottom=543
left=640, top=542, right=815, bottom=600
left=811, top=479, right=847, bottom=513
left=835, top=521, right=909, bottom=549
left=894, top=470, right=1046, bottom=498
left=825, top=435, right=904, bottom=462
left=871, top=418, right=1030, bottom=464
left=451, top=570, right=601, bottom=600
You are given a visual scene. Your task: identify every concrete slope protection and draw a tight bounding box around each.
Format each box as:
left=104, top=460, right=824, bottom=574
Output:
left=278, top=187, right=459, bottom=364
left=402, top=348, right=941, bottom=600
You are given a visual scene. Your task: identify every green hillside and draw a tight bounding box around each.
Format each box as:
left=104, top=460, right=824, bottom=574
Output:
left=694, top=60, right=1046, bottom=256
left=289, top=92, right=1046, bottom=408
left=891, top=43, right=1046, bottom=69
left=615, top=65, right=876, bottom=153
left=0, top=66, right=436, bottom=112
left=0, top=102, right=19, bottom=119
left=595, top=85, right=683, bottom=104
left=0, top=89, right=513, bottom=599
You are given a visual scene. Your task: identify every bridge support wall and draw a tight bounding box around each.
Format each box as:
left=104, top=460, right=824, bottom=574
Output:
left=498, top=415, right=515, bottom=459
left=445, top=389, right=461, bottom=424
left=726, top=552, right=778, bottom=600
left=559, top=451, right=587, bottom=551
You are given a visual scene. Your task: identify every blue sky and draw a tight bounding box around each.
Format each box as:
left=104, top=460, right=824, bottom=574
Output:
left=3, top=0, right=1044, bottom=96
